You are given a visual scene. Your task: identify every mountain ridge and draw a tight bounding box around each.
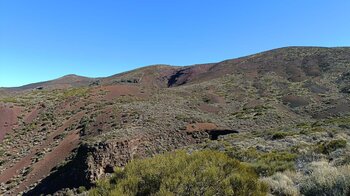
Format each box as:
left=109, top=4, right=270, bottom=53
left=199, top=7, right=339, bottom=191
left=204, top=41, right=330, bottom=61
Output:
left=2, top=46, right=350, bottom=91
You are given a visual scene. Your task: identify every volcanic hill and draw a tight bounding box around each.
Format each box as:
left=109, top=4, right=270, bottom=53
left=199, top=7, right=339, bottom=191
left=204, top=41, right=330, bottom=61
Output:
left=0, top=47, right=349, bottom=195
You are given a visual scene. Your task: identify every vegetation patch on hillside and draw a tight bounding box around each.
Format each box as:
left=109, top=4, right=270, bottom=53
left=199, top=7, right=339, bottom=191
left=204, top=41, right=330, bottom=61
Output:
left=89, top=150, right=268, bottom=196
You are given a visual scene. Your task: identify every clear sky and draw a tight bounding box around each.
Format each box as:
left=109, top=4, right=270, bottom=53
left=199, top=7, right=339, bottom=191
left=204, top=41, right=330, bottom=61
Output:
left=1, top=0, right=349, bottom=87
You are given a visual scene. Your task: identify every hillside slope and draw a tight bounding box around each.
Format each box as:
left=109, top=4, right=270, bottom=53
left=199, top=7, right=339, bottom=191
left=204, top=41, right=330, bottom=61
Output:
left=0, top=47, right=349, bottom=195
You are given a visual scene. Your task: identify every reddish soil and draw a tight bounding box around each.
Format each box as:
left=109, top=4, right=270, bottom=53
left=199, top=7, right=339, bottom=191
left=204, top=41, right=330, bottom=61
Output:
left=314, top=102, right=350, bottom=119
left=0, top=111, right=84, bottom=194
left=243, top=100, right=264, bottom=109
left=198, top=104, right=220, bottom=114
left=0, top=46, right=349, bottom=194
left=24, top=107, right=42, bottom=124
left=0, top=104, right=22, bottom=141
left=15, top=131, right=80, bottom=194
left=282, top=95, right=309, bottom=108
left=92, top=85, right=147, bottom=101
left=206, top=92, right=226, bottom=104
left=198, top=90, right=225, bottom=114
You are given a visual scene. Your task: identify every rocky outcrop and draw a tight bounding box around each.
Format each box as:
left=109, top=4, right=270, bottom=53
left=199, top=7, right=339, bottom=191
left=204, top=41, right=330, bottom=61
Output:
left=86, top=137, right=142, bottom=181
left=24, top=130, right=202, bottom=195
left=24, top=136, right=143, bottom=195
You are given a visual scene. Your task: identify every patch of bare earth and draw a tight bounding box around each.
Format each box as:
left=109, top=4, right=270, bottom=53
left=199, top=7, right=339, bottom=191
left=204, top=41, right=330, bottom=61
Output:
left=198, top=104, right=220, bottom=114
left=186, top=123, right=218, bottom=132
left=0, top=104, right=22, bottom=141
left=92, top=85, right=148, bottom=101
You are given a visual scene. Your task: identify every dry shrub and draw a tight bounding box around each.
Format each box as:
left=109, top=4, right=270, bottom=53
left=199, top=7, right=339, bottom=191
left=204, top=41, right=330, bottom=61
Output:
left=262, top=171, right=299, bottom=196
left=300, top=161, right=350, bottom=196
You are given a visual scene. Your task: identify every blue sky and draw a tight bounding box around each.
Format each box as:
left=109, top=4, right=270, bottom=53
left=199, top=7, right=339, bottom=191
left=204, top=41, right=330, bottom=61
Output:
left=0, top=0, right=349, bottom=87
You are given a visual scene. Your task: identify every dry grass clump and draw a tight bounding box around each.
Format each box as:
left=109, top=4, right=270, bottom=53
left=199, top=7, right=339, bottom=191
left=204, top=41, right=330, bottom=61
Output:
left=263, top=161, right=350, bottom=196
left=262, top=171, right=299, bottom=196
left=300, top=161, right=350, bottom=196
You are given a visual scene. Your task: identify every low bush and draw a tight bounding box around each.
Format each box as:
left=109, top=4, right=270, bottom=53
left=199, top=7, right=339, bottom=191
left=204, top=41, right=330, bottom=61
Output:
left=228, top=148, right=297, bottom=176
left=300, top=162, right=350, bottom=196
left=89, top=150, right=268, bottom=196
left=61, top=87, right=89, bottom=98
left=253, top=152, right=297, bottom=176
left=316, top=139, right=347, bottom=154
left=271, top=132, right=288, bottom=140
left=77, top=186, right=87, bottom=193
left=262, top=172, right=299, bottom=196
left=262, top=162, right=350, bottom=196
left=0, top=97, right=18, bottom=103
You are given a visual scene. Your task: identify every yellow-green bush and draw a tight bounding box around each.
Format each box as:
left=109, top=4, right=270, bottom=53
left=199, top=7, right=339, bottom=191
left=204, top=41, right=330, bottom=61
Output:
left=228, top=148, right=297, bottom=176
left=89, top=150, right=268, bottom=196
left=0, top=97, right=19, bottom=103
left=60, top=87, right=89, bottom=98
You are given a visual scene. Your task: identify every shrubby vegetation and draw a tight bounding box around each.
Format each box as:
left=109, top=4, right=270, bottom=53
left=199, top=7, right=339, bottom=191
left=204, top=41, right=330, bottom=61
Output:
left=271, top=132, right=288, bottom=140
left=316, top=139, right=347, bottom=154
left=89, top=149, right=350, bottom=196
left=263, top=161, right=350, bottom=196
left=61, top=87, right=89, bottom=98
left=89, top=150, right=268, bottom=196
left=227, top=148, right=297, bottom=176
left=300, top=162, right=350, bottom=196
left=262, top=171, right=299, bottom=196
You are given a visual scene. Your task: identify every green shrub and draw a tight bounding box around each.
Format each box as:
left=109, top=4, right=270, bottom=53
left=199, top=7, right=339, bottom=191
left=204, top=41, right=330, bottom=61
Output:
left=253, top=152, right=297, bottom=176
left=77, top=186, right=87, bottom=193
left=0, top=97, right=19, bottom=103
left=229, top=148, right=297, bottom=176
left=271, top=132, right=288, bottom=140
left=299, top=127, right=326, bottom=135
left=316, top=139, right=347, bottom=154
left=89, top=150, right=268, bottom=196
left=325, top=116, right=350, bottom=126
left=202, top=96, right=211, bottom=103
left=61, top=87, right=89, bottom=98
